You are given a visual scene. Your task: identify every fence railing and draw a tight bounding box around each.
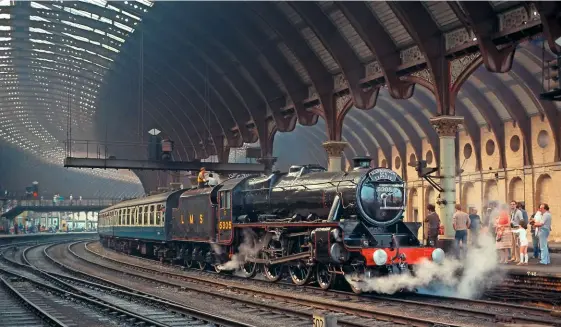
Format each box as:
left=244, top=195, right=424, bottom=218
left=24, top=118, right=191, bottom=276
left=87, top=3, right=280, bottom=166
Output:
left=5, top=199, right=120, bottom=208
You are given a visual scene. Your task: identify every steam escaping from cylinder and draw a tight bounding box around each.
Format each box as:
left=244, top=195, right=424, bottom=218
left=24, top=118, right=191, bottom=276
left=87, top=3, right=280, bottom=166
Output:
left=345, top=232, right=504, bottom=298
left=217, top=229, right=272, bottom=271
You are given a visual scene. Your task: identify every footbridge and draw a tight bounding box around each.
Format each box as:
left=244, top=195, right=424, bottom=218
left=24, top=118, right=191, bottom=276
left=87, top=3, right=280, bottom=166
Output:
left=1, top=199, right=120, bottom=219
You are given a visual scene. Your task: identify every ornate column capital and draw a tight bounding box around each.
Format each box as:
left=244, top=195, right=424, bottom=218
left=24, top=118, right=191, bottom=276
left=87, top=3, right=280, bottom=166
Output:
left=322, top=141, right=348, bottom=157
left=430, top=115, right=464, bottom=137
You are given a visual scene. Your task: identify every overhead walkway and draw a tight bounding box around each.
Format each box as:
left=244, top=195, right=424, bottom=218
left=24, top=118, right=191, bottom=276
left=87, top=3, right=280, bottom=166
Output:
left=1, top=199, right=119, bottom=219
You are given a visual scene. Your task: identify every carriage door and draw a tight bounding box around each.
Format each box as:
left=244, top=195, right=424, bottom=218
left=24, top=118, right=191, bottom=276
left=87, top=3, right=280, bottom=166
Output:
left=217, top=190, right=232, bottom=242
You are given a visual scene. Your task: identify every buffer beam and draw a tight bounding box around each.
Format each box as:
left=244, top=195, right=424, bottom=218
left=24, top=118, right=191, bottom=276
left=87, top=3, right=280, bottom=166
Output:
left=64, top=157, right=266, bottom=173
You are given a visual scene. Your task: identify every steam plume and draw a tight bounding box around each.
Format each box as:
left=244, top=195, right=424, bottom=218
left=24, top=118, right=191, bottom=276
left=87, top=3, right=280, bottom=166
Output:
left=345, top=232, right=505, bottom=298
left=217, top=229, right=272, bottom=271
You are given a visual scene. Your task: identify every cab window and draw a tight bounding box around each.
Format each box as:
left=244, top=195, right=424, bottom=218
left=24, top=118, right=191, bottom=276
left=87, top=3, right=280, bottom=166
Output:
left=219, top=191, right=231, bottom=209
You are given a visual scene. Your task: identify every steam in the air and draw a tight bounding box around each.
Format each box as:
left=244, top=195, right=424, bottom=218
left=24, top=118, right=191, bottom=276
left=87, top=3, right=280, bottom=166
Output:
left=345, top=232, right=504, bottom=298
left=216, top=229, right=271, bottom=271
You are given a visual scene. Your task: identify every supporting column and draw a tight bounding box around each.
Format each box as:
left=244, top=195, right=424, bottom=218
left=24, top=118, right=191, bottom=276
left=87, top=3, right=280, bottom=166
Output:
left=430, top=116, right=463, bottom=244
left=322, top=141, right=348, bottom=172
left=257, top=157, right=277, bottom=175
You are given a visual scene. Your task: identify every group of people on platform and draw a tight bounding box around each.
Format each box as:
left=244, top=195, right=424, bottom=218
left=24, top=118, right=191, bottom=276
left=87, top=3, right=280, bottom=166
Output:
left=424, top=201, right=552, bottom=265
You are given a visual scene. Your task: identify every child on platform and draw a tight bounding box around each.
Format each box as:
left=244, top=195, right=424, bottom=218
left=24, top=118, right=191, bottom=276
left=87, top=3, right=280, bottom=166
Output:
left=512, top=221, right=529, bottom=265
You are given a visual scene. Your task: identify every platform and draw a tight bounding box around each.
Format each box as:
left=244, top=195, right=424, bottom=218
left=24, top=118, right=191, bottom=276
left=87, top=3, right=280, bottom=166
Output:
left=503, top=252, right=561, bottom=278
left=0, top=232, right=98, bottom=245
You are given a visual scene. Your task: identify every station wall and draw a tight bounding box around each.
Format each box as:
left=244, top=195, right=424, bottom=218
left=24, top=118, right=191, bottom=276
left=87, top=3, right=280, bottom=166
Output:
left=396, top=115, right=560, bottom=241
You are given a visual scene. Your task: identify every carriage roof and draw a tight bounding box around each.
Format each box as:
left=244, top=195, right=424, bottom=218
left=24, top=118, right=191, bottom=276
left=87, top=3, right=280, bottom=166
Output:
left=100, top=189, right=186, bottom=212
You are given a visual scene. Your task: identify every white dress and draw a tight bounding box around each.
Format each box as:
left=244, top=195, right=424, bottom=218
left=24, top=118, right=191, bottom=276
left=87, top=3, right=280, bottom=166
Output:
left=513, top=228, right=529, bottom=246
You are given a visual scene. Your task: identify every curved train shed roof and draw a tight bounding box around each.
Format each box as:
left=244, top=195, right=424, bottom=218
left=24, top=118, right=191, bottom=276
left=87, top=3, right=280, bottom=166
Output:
left=2, top=1, right=561, bottom=185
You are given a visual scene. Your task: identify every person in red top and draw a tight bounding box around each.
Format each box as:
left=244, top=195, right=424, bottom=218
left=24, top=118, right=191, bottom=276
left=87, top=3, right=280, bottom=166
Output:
left=495, top=204, right=512, bottom=264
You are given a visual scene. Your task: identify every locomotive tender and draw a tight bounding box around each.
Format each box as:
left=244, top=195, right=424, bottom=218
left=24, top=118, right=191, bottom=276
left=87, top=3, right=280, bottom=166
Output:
left=98, top=159, right=445, bottom=292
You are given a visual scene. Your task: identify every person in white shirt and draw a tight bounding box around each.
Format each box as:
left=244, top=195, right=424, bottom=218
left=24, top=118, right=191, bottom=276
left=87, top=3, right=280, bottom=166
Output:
left=512, top=222, right=529, bottom=265
left=207, top=173, right=218, bottom=187
left=530, top=210, right=543, bottom=259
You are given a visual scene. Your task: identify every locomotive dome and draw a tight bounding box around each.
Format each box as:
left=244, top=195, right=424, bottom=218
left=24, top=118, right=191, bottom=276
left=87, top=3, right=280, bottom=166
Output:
left=356, top=168, right=406, bottom=226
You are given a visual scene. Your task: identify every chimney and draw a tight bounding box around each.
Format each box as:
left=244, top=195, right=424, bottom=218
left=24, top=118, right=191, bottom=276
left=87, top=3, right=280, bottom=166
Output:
left=352, top=157, right=372, bottom=170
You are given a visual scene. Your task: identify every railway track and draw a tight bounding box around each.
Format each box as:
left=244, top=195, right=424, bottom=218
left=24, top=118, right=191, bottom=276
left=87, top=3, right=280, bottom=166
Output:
left=0, top=242, right=254, bottom=327
left=59, top=240, right=557, bottom=326
left=89, top=240, right=561, bottom=310
left=0, top=275, right=66, bottom=327
left=88, top=241, right=561, bottom=309
left=44, top=242, right=384, bottom=327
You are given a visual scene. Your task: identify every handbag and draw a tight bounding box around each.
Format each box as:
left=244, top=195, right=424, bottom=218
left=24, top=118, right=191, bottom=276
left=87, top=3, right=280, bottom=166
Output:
left=496, top=229, right=503, bottom=242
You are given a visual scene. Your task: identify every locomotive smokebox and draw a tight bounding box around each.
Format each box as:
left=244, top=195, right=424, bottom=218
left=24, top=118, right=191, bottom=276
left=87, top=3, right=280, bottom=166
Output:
left=352, top=157, right=372, bottom=170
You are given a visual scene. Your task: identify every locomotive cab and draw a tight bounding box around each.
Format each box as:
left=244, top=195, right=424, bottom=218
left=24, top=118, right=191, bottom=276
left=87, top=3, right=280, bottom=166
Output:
left=352, top=157, right=372, bottom=170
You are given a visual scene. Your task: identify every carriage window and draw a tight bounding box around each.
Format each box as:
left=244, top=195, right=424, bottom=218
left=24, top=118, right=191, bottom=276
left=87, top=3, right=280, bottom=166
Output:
left=139, top=206, right=144, bottom=225
left=156, top=204, right=162, bottom=225
left=149, top=205, right=154, bottom=225
left=127, top=208, right=131, bottom=225
left=131, top=207, right=136, bottom=225
left=143, top=206, right=147, bottom=225
left=161, top=205, right=166, bottom=225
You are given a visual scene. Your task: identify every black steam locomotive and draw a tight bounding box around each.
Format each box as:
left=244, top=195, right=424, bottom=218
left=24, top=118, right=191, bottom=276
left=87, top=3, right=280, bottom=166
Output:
left=99, top=158, right=444, bottom=292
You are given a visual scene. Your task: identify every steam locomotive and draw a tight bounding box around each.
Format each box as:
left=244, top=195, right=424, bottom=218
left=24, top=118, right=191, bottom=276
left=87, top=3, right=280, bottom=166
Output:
left=98, top=158, right=444, bottom=293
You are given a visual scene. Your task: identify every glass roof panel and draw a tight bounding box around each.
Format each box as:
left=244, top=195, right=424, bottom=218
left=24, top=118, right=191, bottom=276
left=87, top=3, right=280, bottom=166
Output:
left=0, top=0, right=152, bottom=184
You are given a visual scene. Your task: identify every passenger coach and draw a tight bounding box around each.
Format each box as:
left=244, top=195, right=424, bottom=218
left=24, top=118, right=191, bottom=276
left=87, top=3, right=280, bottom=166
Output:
left=98, top=190, right=183, bottom=253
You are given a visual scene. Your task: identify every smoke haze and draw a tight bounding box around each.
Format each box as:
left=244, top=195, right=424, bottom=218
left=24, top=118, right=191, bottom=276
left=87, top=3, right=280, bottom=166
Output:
left=216, top=229, right=272, bottom=271
left=346, top=232, right=505, bottom=298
